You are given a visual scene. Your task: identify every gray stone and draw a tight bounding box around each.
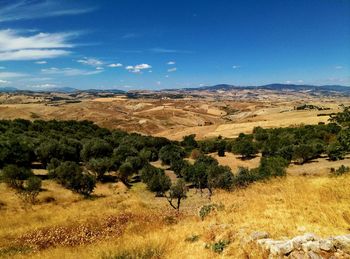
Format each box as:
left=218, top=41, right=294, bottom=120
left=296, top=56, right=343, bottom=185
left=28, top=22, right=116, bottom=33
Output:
left=302, top=241, right=320, bottom=253
left=319, top=239, right=334, bottom=252
left=307, top=251, right=323, bottom=259
left=292, top=234, right=318, bottom=250
left=331, top=235, right=350, bottom=253
left=270, top=240, right=294, bottom=256
left=251, top=231, right=270, bottom=240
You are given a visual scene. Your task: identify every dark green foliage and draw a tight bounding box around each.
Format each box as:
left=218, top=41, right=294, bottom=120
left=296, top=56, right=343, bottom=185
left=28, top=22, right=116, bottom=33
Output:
left=181, top=134, right=198, bottom=149
left=257, top=156, right=288, bottom=179
left=139, top=147, right=158, bottom=162
left=330, top=165, right=350, bottom=176
left=86, top=157, right=112, bottom=180
left=199, top=203, right=224, bottom=220
left=327, top=142, right=345, bottom=161
left=81, top=139, right=113, bottom=162
left=147, top=171, right=171, bottom=196
left=330, top=106, right=350, bottom=127
left=170, top=159, right=188, bottom=177
left=159, top=145, right=185, bottom=165
left=207, top=165, right=234, bottom=196
left=54, top=161, right=96, bottom=196
left=292, top=144, right=318, bottom=164
left=231, top=134, right=258, bottom=159
left=0, top=165, right=33, bottom=189
left=232, top=167, right=258, bottom=188
left=18, top=176, right=42, bottom=204
left=211, top=240, right=230, bottom=253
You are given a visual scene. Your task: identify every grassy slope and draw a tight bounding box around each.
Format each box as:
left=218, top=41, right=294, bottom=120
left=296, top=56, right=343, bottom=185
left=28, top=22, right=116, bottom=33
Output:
left=0, top=166, right=349, bottom=258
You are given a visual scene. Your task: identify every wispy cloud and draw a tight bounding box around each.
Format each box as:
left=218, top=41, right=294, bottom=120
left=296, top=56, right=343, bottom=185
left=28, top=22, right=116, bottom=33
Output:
left=121, top=33, right=140, bottom=39
left=126, top=63, right=152, bottom=73
left=0, top=49, right=70, bottom=61
left=0, top=29, right=76, bottom=61
left=335, top=65, right=343, bottom=70
left=77, top=57, right=103, bottom=67
left=232, top=65, right=240, bottom=69
left=108, top=63, right=123, bottom=68
left=35, top=60, right=47, bottom=64
left=149, top=48, right=193, bottom=54
left=167, top=61, right=176, bottom=65
left=167, top=67, right=177, bottom=72
left=0, top=0, right=96, bottom=23
left=0, top=79, right=10, bottom=84
left=0, top=72, right=27, bottom=78
left=41, top=67, right=102, bottom=76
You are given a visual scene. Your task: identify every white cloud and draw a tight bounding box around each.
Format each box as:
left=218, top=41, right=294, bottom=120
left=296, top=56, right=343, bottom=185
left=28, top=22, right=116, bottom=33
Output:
left=0, top=30, right=76, bottom=51
left=156, top=81, right=161, bottom=85
left=0, top=72, right=27, bottom=78
left=41, top=67, right=102, bottom=76
left=96, top=67, right=104, bottom=70
left=297, top=80, right=304, bottom=83
left=0, top=49, right=70, bottom=61
left=77, top=57, right=103, bottom=67
left=0, top=79, right=10, bottom=84
left=121, top=33, right=139, bottom=39
left=167, top=61, right=176, bottom=65
left=232, top=65, right=240, bottom=69
left=35, top=60, right=47, bottom=64
left=150, top=48, right=192, bottom=54
left=126, top=63, right=152, bottom=73
left=167, top=67, right=177, bottom=72
left=0, top=29, right=75, bottom=61
left=30, top=83, right=57, bottom=89
left=335, top=66, right=343, bottom=70
left=0, top=1, right=95, bottom=23
left=285, top=80, right=292, bottom=84
left=108, top=63, right=123, bottom=68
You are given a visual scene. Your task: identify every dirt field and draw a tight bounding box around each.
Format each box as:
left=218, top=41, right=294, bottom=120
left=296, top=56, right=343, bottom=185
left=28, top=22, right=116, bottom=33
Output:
left=1, top=93, right=349, bottom=140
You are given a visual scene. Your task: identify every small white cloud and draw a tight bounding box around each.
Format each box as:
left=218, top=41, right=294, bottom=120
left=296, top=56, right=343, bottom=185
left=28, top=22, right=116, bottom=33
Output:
left=167, top=61, right=176, bottom=65
left=285, top=80, right=292, bottom=84
left=35, top=60, right=47, bottom=64
left=108, top=63, right=123, bottom=68
left=126, top=63, right=152, bottom=73
left=167, top=67, right=177, bottom=72
left=77, top=57, right=103, bottom=67
left=165, top=75, right=169, bottom=78
left=156, top=81, right=161, bottom=85
left=96, top=67, right=104, bottom=70
left=232, top=65, right=240, bottom=69
left=0, top=79, right=9, bottom=84
left=297, top=80, right=304, bottom=83
left=335, top=65, right=343, bottom=70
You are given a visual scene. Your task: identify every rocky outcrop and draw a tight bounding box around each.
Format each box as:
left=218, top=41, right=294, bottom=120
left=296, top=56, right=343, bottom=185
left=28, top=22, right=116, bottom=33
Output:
left=253, top=233, right=350, bottom=258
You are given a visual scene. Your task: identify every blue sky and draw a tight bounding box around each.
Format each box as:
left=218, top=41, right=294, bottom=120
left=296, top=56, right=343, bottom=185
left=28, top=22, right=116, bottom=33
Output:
left=0, top=0, right=349, bottom=90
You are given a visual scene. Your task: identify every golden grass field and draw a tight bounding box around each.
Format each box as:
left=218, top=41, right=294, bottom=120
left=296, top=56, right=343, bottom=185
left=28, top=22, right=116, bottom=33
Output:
left=0, top=156, right=349, bottom=258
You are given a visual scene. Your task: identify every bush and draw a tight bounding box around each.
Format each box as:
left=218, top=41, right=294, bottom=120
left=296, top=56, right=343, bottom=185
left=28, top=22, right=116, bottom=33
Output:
left=330, top=165, right=350, bottom=176
left=231, top=134, right=258, bottom=159
left=327, top=142, right=345, bottom=161
left=211, top=240, right=230, bottom=253
left=0, top=165, right=33, bottom=189
left=159, top=145, right=185, bottom=165
left=87, top=157, right=112, bottom=180
left=54, top=161, right=96, bottom=196
left=199, top=203, right=224, bottom=220
left=17, top=176, right=42, bottom=204
left=147, top=172, right=171, bottom=196
left=232, top=167, right=257, bottom=188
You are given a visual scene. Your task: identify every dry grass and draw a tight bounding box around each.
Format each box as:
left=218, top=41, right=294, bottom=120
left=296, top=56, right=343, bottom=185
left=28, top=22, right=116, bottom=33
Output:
left=0, top=171, right=348, bottom=258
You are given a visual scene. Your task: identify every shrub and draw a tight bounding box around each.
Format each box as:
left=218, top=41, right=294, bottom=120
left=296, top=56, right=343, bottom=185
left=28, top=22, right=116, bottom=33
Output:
left=232, top=167, right=258, bottom=188
left=199, top=204, right=224, bottom=220
left=185, top=234, right=200, bottom=243
left=0, top=165, right=33, bottom=189
left=231, top=134, right=258, bottom=159
left=87, top=157, right=112, bottom=180
left=166, top=179, right=187, bottom=211
left=17, top=176, right=42, bottom=204
left=330, top=165, right=350, bottom=176
left=327, top=142, right=345, bottom=161
left=147, top=172, right=171, bottom=197
left=211, top=240, right=230, bottom=253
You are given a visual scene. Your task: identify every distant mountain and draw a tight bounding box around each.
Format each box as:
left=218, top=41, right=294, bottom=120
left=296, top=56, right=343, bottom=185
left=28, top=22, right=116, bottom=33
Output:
left=83, top=89, right=126, bottom=94
left=0, top=87, right=18, bottom=92
left=41, top=87, right=78, bottom=93
left=176, top=83, right=350, bottom=94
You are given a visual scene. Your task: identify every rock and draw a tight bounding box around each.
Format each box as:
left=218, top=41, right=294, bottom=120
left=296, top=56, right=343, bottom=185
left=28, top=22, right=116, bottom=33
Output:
left=251, top=231, right=270, bottom=240
left=288, top=250, right=306, bottom=259
left=292, top=233, right=318, bottom=250
left=319, top=239, right=334, bottom=252
left=308, top=251, right=323, bottom=259
left=302, top=241, right=320, bottom=253
left=331, top=235, right=350, bottom=253
left=270, top=240, right=294, bottom=256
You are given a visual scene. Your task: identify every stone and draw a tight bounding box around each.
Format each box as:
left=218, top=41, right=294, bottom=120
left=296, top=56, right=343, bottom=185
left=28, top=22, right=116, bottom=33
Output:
left=331, top=235, right=350, bottom=253
left=292, top=234, right=318, bottom=250
left=307, top=251, right=323, bottom=259
left=319, top=239, right=334, bottom=252
left=270, top=240, right=294, bottom=256
left=302, top=241, right=320, bottom=253
left=250, top=231, right=270, bottom=240
left=288, top=251, right=306, bottom=259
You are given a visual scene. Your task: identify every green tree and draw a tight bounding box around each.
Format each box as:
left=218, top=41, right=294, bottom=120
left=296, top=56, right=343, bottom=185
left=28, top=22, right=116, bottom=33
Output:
left=86, top=157, right=112, bottom=180
left=0, top=165, right=33, bottom=189
left=148, top=171, right=171, bottom=196
left=166, top=179, right=188, bottom=212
